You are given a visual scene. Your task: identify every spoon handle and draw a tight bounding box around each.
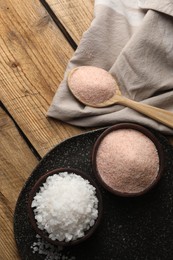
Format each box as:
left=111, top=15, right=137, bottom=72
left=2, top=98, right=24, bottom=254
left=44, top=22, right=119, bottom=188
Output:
left=120, top=96, right=173, bottom=129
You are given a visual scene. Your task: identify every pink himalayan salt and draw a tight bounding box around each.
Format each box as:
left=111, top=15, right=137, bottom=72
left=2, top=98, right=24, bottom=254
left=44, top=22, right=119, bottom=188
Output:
left=96, top=129, right=159, bottom=194
left=69, top=66, right=116, bottom=105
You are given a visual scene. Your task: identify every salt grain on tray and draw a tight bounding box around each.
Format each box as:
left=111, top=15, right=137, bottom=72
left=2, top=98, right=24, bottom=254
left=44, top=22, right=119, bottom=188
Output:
left=31, top=172, right=98, bottom=242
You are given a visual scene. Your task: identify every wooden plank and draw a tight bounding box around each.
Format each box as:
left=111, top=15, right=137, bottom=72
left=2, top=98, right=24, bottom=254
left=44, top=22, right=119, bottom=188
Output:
left=0, top=107, right=38, bottom=260
left=47, top=0, right=94, bottom=44
left=0, top=0, right=84, bottom=157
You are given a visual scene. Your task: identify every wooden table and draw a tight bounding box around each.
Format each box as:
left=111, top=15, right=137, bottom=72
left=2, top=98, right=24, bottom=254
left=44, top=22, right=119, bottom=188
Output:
left=0, top=1, right=172, bottom=259
left=0, top=0, right=94, bottom=258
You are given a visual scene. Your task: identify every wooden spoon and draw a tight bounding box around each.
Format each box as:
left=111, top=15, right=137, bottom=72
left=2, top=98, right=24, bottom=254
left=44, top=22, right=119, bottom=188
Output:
left=67, top=66, right=173, bottom=129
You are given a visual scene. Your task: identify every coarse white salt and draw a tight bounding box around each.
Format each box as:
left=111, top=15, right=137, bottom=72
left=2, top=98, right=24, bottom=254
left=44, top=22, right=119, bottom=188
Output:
left=69, top=66, right=116, bottom=105
left=96, top=129, right=160, bottom=194
left=31, top=172, right=98, bottom=242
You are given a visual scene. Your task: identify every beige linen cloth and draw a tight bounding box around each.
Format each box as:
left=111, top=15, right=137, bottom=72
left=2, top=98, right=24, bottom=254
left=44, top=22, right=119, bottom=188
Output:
left=47, top=0, right=173, bottom=135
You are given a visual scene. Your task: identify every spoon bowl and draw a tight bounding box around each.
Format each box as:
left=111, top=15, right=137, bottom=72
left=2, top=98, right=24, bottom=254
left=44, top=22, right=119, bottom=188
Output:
left=67, top=66, right=121, bottom=106
left=67, top=66, right=173, bottom=129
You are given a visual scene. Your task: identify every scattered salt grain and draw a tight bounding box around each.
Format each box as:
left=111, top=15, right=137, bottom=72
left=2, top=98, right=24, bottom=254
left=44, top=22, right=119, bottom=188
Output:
left=69, top=66, right=116, bottom=105
left=31, top=235, right=76, bottom=260
left=96, top=129, right=160, bottom=194
left=32, top=172, right=98, bottom=242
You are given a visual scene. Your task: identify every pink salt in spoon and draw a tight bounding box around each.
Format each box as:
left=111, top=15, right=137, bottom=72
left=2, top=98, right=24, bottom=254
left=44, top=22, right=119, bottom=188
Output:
left=67, top=66, right=173, bottom=129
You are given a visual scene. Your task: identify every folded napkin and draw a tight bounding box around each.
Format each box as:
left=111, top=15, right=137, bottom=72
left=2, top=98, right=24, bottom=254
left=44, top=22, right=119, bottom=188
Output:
left=47, top=0, right=173, bottom=134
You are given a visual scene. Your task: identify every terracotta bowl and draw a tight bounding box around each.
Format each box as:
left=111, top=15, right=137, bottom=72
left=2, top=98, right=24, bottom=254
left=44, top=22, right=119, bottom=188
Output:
left=28, top=168, right=103, bottom=247
left=92, top=123, right=164, bottom=197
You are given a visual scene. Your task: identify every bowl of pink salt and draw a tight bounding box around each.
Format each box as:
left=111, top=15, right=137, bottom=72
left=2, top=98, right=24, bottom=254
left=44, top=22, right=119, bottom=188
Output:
left=28, top=168, right=103, bottom=247
left=92, top=123, right=164, bottom=197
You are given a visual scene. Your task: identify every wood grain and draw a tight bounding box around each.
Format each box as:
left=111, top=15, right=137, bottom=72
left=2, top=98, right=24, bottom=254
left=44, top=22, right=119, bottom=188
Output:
left=47, top=0, right=94, bottom=44
left=0, top=107, right=38, bottom=260
left=0, top=0, right=84, bottom=157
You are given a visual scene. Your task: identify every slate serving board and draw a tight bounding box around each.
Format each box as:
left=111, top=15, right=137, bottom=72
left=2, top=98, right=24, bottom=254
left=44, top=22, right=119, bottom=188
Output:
left=14, top=127, right=173, bottom=260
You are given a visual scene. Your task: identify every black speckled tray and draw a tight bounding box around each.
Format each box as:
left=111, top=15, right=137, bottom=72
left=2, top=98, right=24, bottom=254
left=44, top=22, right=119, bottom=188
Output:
left=14, top=127, right=173, bottom=260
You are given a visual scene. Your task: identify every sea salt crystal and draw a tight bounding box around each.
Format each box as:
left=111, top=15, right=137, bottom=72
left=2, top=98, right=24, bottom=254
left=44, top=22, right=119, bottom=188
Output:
left=32, top=172, right=98, bottom=242
left=96, top=129, right=159, bottom=194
